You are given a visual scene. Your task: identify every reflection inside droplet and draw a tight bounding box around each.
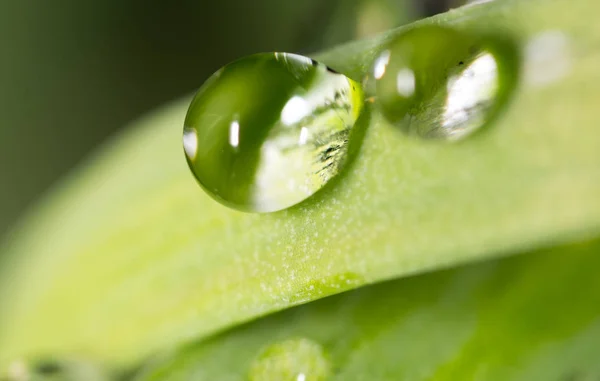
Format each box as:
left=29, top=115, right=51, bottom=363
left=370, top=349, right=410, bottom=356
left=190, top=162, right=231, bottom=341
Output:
left=298, top=127, right=309, bottom=145
left=442, top=53, right=498, bottom=138
left=281, top=96, right=312, bottom=125
left=183, top=128, right=198, bottom=159
left=374, top=50, right=390, bottom=79
left=396, top=68, right=415, bottom=97
left=229, top=120, right=240, bottom=148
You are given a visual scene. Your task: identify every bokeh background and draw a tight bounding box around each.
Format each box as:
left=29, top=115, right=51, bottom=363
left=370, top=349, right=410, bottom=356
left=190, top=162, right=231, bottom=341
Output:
left=0, top=0, right=460, bottom=237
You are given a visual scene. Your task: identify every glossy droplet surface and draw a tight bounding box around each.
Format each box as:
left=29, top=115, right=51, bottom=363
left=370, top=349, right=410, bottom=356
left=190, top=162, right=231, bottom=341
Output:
left=184, top=53, right=364, bottom=212
left=248, top=338, right=331, bottom=381
left=372, top=26, right=516, bottom=140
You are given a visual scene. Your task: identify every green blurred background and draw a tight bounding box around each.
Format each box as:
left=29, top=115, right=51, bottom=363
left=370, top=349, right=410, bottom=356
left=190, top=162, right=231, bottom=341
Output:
left=0, top=0, right=459, bottom=237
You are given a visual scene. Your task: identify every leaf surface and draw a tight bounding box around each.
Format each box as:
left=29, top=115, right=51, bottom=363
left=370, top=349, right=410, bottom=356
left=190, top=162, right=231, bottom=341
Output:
left=136, top=239, right=600, bottom=381
left=0, top=0, right=599, bottom=367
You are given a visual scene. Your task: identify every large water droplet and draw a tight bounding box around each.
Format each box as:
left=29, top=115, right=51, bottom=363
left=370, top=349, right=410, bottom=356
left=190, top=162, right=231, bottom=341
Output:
left=248, top=338, right=331, bottom=381
left=371, top=26, right=517, bottom=140
left=184, top=53, right=364, bottom=212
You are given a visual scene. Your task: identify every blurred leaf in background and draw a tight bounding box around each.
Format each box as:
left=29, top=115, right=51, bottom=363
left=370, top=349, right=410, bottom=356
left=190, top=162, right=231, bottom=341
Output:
left=0, top=0, right=444, bottom=237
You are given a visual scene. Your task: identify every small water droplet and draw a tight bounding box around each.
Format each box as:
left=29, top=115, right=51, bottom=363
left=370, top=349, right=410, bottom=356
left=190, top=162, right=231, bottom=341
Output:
left=184, top=53, right=364, bottom=212
left=371, top=26, right=517, bottom=140
left=1, top=358, right=108, bottom=381
left=248, top=338, right=331, bottom=381
left=524, top=30, right=571, bottom=87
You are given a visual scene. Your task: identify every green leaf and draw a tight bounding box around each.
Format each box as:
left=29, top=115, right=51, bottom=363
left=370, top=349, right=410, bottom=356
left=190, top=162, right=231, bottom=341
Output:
left=134, top=238, right=600, bottom=381
left=1, top=0, right=599, bottom=369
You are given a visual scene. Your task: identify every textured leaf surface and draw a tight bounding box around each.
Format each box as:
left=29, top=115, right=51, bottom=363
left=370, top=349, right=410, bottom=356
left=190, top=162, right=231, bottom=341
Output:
left=136, top=239, right=600, bottom=381
left=1, top=0, right=599, bottom=368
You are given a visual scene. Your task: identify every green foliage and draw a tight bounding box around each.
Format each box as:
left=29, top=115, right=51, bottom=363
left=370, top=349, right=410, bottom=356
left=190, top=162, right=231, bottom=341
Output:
left=0, top=0, right=598, bottom=378
left=136, top=239, right=600, bottom=380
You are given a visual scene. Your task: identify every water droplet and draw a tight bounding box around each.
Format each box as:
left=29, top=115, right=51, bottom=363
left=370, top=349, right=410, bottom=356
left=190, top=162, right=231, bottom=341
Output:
left=248, top=338, right=331, bottom=381
left=1, top=358, right=108, bottom=381
left=371, top=26, right=517, bottom=140
left=524, top=30, right=571, bottom=87
left=184, top=52, right=364, bottom=212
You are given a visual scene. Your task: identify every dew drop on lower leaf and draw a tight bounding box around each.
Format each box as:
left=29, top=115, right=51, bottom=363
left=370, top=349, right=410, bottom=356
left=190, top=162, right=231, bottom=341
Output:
left=371, top=26, right=517, bottom=140
left=183, top=53, right=364, bottom=213
left=248, top=338, right=331, bottom=381
left=1, top=358, right=108, bottom=381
